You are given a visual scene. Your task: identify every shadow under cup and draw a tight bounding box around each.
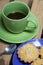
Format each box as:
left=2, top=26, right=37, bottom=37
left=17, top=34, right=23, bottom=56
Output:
left=2, top=1, right=30, bottom=33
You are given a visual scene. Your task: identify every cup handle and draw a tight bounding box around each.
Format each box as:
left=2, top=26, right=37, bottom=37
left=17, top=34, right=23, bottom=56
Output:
left=25, top=18, right=38, bottom=32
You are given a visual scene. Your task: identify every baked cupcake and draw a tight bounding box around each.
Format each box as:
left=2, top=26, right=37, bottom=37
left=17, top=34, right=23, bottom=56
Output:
left=17, top=42, right=39, bottom=63
left=31, top=58, right=43, bottom=65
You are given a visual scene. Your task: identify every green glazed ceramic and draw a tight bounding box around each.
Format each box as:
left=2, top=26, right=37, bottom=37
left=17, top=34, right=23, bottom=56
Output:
left=0, top=12, right=39, bottom=43
left=2, top=1, right=37, bottom=33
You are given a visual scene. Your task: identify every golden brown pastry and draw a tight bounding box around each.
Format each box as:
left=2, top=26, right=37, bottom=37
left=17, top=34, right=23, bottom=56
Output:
left=40, top=46, right=43, bottom=58
left=31, top=58, right=43, bottom=65
left=17, top=43, right=39, bottom=63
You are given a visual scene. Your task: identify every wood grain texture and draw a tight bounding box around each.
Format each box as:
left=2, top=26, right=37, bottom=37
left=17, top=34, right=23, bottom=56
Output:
left=31, top=0, right=43, bottom=38
left=0, top=0, right=9, bottom=11
left=0, top=1, right=11, bottom=65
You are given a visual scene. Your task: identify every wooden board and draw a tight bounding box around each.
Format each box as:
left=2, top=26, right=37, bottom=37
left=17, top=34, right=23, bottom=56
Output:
left=31, top=0, right=43, bottom=38
left=0, top=1, right=11, bottom=65
left=0, top=0, right=9, bottom=11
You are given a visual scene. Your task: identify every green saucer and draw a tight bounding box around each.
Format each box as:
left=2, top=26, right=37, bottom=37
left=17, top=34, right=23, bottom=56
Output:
left=0, top=12, right=39, bottom=43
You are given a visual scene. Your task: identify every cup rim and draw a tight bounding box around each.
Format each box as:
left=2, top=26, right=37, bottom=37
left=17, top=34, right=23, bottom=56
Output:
left=2, top=1, right=30, bottom=21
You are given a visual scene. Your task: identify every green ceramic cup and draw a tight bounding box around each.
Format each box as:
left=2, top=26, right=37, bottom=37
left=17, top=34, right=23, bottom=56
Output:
left=2, top=1, right=37, bottom=33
